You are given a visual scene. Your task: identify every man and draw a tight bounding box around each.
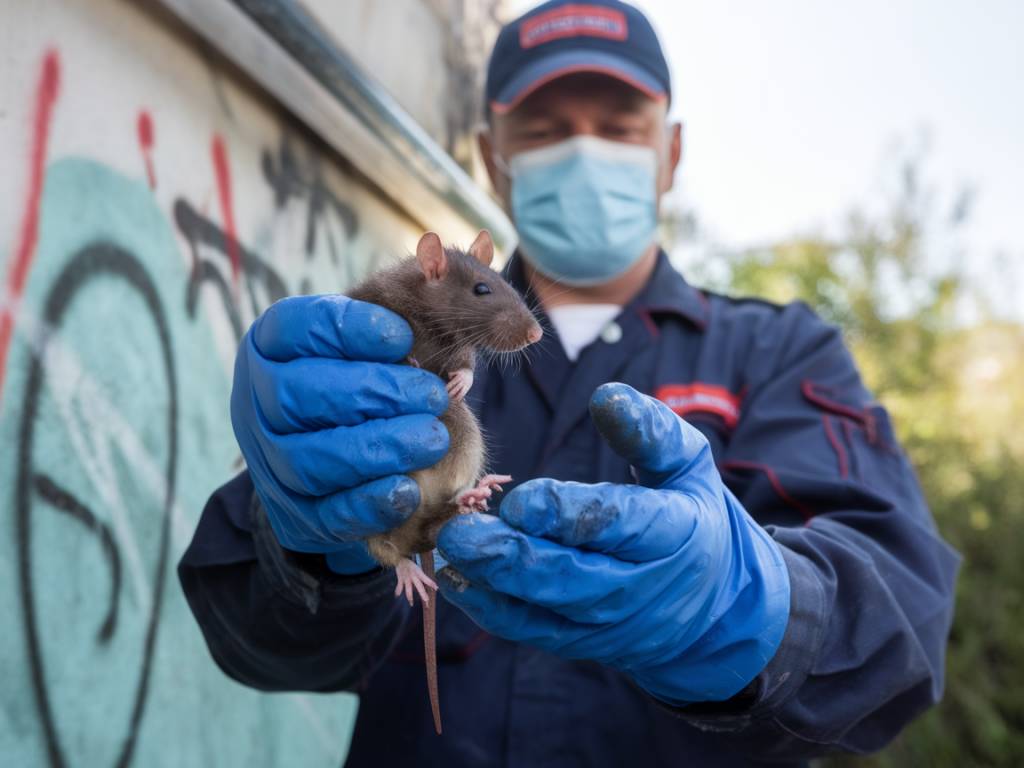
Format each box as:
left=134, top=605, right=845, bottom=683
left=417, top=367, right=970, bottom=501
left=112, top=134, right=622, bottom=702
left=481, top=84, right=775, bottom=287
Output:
left=179, top=1, right=959, bottom=765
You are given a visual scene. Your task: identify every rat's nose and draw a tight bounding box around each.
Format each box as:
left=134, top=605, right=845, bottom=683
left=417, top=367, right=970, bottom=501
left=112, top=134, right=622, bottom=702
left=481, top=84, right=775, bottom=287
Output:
left=527, top=322, right=543, bottom=345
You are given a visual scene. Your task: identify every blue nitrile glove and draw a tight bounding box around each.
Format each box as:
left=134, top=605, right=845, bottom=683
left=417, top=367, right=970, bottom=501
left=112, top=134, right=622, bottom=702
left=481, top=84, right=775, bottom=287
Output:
left=230, top=294, right=449, bottom=574
left=436, top=382, right=791, bottom=704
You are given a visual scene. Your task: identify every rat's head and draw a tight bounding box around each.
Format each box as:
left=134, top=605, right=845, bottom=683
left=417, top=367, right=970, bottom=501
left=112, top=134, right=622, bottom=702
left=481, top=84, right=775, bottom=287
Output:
left=415, top=230, right=542, bottom=352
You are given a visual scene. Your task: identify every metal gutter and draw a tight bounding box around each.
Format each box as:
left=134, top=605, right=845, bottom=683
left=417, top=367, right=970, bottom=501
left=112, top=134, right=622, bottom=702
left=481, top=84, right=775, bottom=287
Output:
left=155, top=0, right=516, bottom=253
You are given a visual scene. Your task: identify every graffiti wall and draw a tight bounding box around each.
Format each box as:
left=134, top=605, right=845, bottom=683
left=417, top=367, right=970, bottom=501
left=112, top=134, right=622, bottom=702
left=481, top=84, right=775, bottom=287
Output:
left=0, top=0, right=446, bottom=764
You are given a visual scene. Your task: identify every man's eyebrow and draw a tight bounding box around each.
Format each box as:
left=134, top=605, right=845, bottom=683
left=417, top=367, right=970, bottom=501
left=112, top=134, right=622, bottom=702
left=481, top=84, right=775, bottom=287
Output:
left=607, top=92, right=654, bottom=114
left=509, top=104, right=559, bottom=121
left=507, top=111, right=562, bottom=128
left=602, top=107, right=648, bottom=120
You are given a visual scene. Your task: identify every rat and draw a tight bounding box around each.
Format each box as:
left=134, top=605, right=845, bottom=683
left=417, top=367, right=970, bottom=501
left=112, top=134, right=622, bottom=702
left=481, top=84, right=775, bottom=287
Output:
left=346, top=229, right=542, bottom=734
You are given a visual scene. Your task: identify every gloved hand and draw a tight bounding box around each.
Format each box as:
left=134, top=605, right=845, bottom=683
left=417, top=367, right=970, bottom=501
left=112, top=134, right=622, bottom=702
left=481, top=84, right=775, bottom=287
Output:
left=436, top=382, right=791, bottom=704
left=231, top=294, right=449, bottom=574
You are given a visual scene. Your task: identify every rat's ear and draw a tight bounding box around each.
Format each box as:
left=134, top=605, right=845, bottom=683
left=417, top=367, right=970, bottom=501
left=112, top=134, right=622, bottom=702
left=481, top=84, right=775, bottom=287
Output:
left=468, top=230, right=494, bottom=267
left=416, top=232, right=448, bottom=281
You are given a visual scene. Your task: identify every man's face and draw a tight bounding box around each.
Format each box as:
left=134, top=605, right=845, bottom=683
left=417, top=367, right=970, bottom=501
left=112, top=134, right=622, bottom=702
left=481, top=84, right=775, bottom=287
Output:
left=479, top=72, right=682, bottom=211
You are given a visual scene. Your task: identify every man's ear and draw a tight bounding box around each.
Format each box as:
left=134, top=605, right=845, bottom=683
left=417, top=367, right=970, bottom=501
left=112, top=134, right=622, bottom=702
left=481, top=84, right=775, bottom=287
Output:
left=416, top=232, right=447, bottom=281
left=467, top=230, right=494, bottom=267
left=659, top=121, right=683, bottom=195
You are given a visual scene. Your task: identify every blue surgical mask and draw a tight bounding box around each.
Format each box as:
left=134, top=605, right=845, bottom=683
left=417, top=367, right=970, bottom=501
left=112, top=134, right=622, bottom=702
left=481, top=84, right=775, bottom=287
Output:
left=499, top=135, right=659, bottom=286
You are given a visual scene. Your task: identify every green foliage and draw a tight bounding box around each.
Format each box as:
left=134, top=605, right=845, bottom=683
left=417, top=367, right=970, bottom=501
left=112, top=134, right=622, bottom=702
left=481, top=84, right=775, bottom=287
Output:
left=705, top=158, right=1024, bottom=766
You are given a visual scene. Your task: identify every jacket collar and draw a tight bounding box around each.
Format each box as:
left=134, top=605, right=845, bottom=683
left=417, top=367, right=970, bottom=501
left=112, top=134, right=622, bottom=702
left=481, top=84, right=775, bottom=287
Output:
left=503, top=248, right=709, bottom=332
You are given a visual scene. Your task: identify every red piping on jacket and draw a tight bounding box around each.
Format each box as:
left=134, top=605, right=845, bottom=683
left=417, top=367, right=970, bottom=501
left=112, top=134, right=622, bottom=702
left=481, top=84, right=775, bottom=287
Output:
left=821, top=415, right=849, bottom=479
left=721, top=460, right=816, bottom=522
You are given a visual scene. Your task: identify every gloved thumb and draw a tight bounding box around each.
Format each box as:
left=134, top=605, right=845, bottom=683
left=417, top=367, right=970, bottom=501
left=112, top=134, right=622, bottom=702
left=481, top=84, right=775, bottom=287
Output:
left=589, top=382, right=715, bottom=489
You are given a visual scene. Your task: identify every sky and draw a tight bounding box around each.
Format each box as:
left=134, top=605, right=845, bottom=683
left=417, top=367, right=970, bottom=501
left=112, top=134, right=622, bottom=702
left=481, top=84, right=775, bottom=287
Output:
left=507, top=0, right=1024, bottom=318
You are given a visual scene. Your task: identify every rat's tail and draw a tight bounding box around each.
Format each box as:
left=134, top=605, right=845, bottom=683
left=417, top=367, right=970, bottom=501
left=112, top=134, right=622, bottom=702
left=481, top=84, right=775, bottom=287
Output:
left=421, top=550, right=442, bottom=735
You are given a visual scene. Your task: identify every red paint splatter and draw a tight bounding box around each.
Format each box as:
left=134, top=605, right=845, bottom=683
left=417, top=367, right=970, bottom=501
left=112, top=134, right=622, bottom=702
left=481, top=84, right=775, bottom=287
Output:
left=211, top=135, right=240, bottom=287
left=0, top=49, right=60, bottom=406
left=137, top=110, right=156, bottom=189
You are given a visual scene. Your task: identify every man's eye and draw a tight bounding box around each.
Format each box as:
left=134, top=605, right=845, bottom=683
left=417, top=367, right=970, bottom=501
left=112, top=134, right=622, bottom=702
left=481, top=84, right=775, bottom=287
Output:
left=473, top=282, right=493, bottom=296
left=604, top=124, right=644, bottom=139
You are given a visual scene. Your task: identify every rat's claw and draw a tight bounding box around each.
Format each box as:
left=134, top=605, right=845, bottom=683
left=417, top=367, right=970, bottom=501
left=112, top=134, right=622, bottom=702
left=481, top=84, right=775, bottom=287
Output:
left=479, top=474, right=512, bottom=493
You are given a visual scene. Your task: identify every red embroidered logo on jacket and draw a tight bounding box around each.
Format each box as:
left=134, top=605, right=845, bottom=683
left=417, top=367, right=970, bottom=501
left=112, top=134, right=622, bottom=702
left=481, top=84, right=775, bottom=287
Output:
left=520, top=5, right=628, bottom=48
left=655, top=383, right=743, bottom=428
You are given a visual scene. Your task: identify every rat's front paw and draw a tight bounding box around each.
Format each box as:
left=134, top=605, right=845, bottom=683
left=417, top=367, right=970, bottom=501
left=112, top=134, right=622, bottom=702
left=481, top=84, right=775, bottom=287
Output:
left=455, top=474, right=512, bottom=513
left=456, top=486, right=492, bottom=513
left=447, top=368, right=474, bottom=401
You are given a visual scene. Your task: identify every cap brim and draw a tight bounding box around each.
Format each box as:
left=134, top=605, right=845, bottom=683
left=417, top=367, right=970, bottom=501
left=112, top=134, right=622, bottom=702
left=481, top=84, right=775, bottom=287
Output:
left=490, top=49, right=666, bottom=115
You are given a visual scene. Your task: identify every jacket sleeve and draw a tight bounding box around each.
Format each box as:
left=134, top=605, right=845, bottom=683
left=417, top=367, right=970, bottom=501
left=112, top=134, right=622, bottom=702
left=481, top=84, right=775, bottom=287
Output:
left=178, top=471, right=411, bottom=692
left=677, top=301, right=960, bottom=759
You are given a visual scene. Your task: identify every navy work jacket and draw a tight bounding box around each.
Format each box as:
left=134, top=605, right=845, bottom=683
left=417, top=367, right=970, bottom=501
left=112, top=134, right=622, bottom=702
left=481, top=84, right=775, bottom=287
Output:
left=179, top=251, right=959, bottom=767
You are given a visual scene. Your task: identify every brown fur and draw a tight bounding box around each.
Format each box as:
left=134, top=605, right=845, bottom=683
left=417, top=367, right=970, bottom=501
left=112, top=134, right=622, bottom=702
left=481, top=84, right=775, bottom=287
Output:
left=364, top=399, right=483, bottom=565
left=345, top=232, right=541, bottom=736
left=348, top=246, right=537, bottom=566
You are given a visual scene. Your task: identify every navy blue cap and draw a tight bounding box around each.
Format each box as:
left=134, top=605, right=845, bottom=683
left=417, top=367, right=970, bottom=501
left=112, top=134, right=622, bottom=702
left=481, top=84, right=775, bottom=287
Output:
left=486, top=0, right=671, bottom=115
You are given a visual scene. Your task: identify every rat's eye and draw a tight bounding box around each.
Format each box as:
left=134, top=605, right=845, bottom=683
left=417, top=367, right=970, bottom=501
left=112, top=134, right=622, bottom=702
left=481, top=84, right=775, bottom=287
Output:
left=473, top=282, right=492, bottom=296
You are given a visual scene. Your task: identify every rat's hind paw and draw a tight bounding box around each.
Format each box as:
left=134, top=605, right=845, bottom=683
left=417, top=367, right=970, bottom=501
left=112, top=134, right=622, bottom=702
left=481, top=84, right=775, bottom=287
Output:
left=455, top=474, right=513, bottom=513
left=395, top=557, right=438, bottom=606
left=446, top=368, right=474, bottom=401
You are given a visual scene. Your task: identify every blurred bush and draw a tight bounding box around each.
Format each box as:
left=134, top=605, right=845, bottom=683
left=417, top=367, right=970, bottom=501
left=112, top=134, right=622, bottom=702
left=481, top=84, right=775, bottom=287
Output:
left=689, top=158, right=1024, bottom=766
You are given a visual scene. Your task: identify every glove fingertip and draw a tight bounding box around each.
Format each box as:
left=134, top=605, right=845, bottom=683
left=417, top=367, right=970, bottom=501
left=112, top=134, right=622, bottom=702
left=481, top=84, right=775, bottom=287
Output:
left=417, top=414, right=451, bottom=463
left=590, top=381, right=639, bottom=409
left=341, top=299, right=414, bottom=362
left=436, top=512, right=506, bottom=564
left=418, top=371, right=449, bottom=416
left=435, top=514, right=473, bottom=561
left=589, top=382, right=709, bottom=475
left=499, top=478, right=559, bottom=534
left=372, top=474, right=421, bottom=529
left=589, top=382, right=650, bottom=456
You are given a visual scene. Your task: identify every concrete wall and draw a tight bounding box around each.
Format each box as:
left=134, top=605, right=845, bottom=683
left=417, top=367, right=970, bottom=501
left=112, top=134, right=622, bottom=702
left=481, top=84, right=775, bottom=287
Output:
left=305, top=0, right=504, bottom=170
left=0, top=0, right=502, bottom=764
